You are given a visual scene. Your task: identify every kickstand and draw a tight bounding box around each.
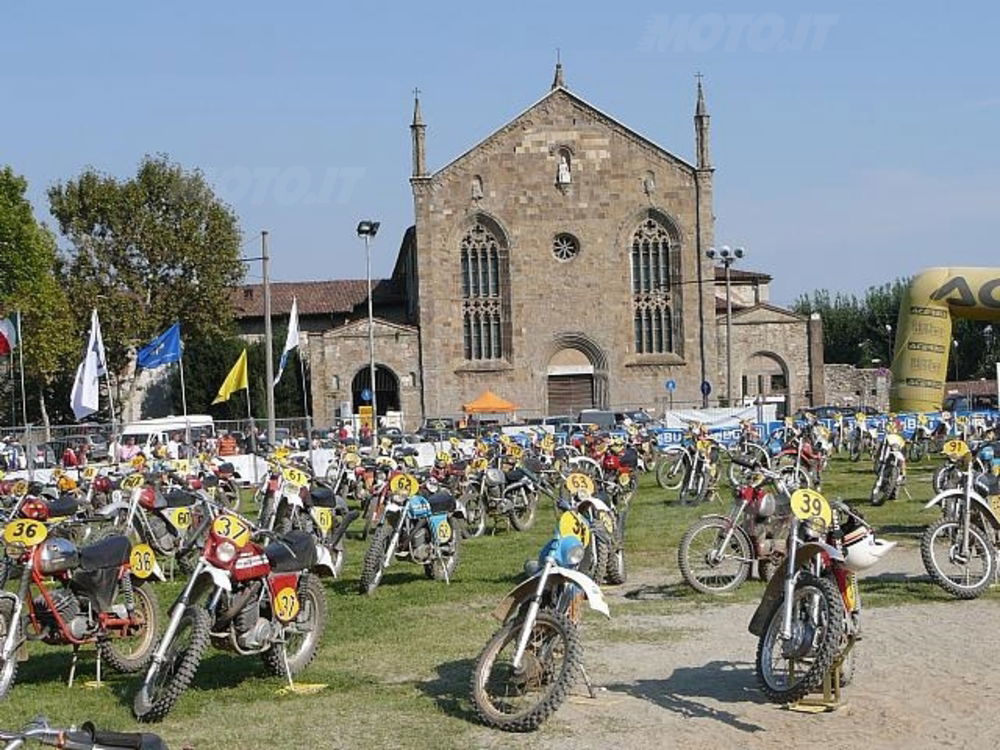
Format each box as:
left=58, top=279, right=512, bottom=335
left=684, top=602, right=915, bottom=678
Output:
left=280, top=643, right=295, bottom=691
left=579, top=663, right=597, bottom=699
left=67, top=645, right=79, bottom=688
left=901, top=484, right=913, bottom=500
left=95, top=647, right=102, bottom=686
left=436, top=551, right=451, bottom=584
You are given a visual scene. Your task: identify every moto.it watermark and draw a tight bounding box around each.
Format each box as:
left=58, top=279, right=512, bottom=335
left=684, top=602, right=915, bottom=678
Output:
left=204, top=166, right=367, bottom=206
left=640, top=13, right=839, bottom=53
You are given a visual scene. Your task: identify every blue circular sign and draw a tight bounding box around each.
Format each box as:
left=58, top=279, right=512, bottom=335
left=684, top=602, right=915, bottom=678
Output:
left=700, top=380, right=712, bottom=396
left=665, top=379, right=677, bottom=392
left=361, top=388, right=372, bottom=402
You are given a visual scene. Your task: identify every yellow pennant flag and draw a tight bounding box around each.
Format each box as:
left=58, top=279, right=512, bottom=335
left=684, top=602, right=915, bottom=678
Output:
left=212, top=349, right=249, bottom=404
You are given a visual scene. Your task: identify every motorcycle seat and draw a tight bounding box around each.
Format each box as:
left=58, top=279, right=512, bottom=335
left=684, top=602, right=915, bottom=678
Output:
left=165, top=489, right=197, bottom=508
left=264, top=530, right=317, bottom=572
left=427, top=491, right=457, bottom=515
left=48, top=493, right=80, bottom=517
left=308, top=486, right=338, bottom=508
left=79, top=535, right=132, bottom=571
left=505, top=468, right=526, bottom=484
left=216, top=462, right=235, bottom=476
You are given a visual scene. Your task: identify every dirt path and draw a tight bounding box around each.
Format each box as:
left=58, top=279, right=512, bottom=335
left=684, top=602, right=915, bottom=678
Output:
left=510, top=547, right=1000, bottom=749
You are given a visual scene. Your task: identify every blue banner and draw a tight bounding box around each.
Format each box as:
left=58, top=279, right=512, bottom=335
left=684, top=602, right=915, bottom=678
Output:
left=137, top=323, right=182, bottom=370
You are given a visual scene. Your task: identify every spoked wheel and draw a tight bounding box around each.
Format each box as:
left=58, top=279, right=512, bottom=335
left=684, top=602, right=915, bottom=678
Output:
left=678, top=467, right=709, bottom=505
left=677, top=517, right=752, bottom=593
left=218, top=479, right=240, bottom=510
left=461, top=493, right=487, bottom=538
left=920, top=518, right=995, bottom=599
left=656, top=450, right=688, bottom=491
left=471, top=609, right=582, bottom=732
left=870, top=467, right=890, bottom=506
left=0, top=600, right=20, bottom=700
left=263, top=574, right=326, bottom=675
left=508, top=492, right=537, bottom=531
left=359, top=524, right=391, bottom=595
left=98, top=584, right=161, bottom=673
left=756, top=573, right=844, bottom=704
left=134, top=605, right=210, bottom=722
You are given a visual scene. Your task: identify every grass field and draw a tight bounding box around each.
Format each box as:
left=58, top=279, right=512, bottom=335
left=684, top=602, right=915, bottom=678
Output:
left=1, top=452, right=993, bottom=748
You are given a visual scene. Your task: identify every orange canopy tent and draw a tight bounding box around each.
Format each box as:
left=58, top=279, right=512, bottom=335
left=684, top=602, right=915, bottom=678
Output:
left=462, top=390, right=517, bottom=414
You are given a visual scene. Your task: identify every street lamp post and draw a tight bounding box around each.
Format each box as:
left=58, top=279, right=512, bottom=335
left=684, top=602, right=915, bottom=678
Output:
left=952, top=338, right=960, bottom=383
left=884, top=323, right=893, bottom=363
left=706, top=245, right=745, bottom=407
left=357, top=220, right=380, bottom=451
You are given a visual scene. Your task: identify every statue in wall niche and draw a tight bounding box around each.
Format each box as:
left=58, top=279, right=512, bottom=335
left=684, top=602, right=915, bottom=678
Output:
left=557, top=152, right=571, bottom=185
left=471, top=175, right=483, bottom=200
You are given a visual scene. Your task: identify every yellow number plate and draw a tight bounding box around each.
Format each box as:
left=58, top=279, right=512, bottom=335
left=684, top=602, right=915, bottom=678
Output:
left=790, top=488, right=833, bottom=530
left=129, top=543, right=157, bottom=579
left=173, top=459, right=190, bottom=473
left=4, top=519, right=47, bottom=546
left=435, top=451, right=452, bottom=465
left=507, top=444, right=523, bottom=459
left=212, top=514, right=252, bottom=546
left=130, top=455, right=146, bottom=469
left=311, top=507, right=333, bottom=534
left=282, top=467, right=309, bottom=488
left=388, top=473, right=419, bottom=497
left=51, top=468, right=64, bottom=479
left=121, top=473, right=144, bottom=491
left=273, top=586, right=300, bottom=622
left=942, top=439, right=970, bottom=459
left=618, top=472, right=631, bottom=486
left=436, top=519, right=453, bottom=543
left=11, top=480, right=28, bottom=496
left=470, top=458, right=487, bottom=472
left=167, top=507, right=193, bottom=530
left=564, top=472, right=595, bottom=496
left=82, top=466, right=97, bottom=480
left=557, top=510, right=591, bottom=547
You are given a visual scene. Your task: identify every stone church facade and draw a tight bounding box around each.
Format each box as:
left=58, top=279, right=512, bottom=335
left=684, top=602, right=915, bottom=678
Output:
left=235, top=67, right=823, bottom=427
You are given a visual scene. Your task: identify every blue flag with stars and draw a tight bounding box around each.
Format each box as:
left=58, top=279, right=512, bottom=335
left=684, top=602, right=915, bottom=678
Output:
left=137, top=323, right=182, bottom=369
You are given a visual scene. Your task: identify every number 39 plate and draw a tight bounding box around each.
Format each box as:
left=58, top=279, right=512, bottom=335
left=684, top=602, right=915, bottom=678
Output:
left=790, top=488, right=832, bottom=529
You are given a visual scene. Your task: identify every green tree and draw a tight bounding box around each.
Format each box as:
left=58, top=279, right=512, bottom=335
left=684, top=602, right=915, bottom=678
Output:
left=48, top=154, right=245, bottom=420
left=0, top=166, right=76, bottom=428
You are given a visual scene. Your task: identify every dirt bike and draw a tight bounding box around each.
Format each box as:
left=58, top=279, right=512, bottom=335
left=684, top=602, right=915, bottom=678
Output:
left=749, top=488, right=893, bottom=703
left=460, top=458, right=539, bottom=538
left=678, top=459, right=792, bottom=594
left=133, top=512, right=340, bottom=721
left=470, top=498, right=609, bottom=731
left=0, top=518, right=163, bottom=701
left=358, top=477, right=467, bottom=594
left=848, top=415, right=877, bottom=462
left=673, top=437, right=719, bottom=504
left=870, top=431, right=907, bottom=505
left=908, top=415, right=933, bottom=462
left=920, top=439, right=1000, bottom=599
left=0, top=718, right=166, bottom=750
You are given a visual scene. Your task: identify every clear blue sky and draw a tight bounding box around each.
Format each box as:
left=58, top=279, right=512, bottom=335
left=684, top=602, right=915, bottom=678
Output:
left=4, top=1, right=998, bottom=304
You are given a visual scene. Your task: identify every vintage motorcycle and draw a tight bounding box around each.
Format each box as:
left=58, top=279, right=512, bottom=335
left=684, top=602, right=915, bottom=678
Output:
left=461, top=456, right=539, bottom=537
left=470, top=498, right=610, bottom=732
left=358, top=475, right=467, bottom=594
left=0, top=719, right=166, bottom=750
left=677, top=459, right=791, bottom=594
left=749, top=488, right=894, bottom=703
left=0, top=519, right=163, bottom=700
left=134, top=512, right=340, bottom=721
left=920, top=439, right=1000, bottom=599
left=870, top=429, right=907, bottom=505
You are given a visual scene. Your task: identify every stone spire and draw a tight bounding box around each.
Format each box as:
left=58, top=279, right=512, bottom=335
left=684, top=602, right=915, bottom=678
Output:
left=551, top=56, right=565, bottom=90
left=694, top=73, right=711, bottom=170
left=410, top=88, right=427, bottom=178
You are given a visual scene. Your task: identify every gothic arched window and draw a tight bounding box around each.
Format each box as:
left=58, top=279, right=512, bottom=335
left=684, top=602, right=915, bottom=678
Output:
left=631, top=215, right=680, bottom=354
left=461, top=220, right=510, bottom=360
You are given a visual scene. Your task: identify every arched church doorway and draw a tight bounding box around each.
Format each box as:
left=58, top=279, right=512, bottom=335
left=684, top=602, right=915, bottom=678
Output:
left=742, top=352, right=790, bottom=418
left=352, top=365, right=400, bottom=415
left=546, top=348, right=595, bottom=415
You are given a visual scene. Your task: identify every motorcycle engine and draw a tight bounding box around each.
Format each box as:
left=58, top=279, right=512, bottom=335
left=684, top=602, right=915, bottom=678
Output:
left=409, top=526, right=432, bottom=563
left=148, top=515, right=177, bottom=552
left=34, top=589, right=88, bottom=641
left=234, top=597, right=281, bottom=650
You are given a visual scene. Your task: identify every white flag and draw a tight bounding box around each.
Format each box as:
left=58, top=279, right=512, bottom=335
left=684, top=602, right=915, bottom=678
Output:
left=273, top=297, right=300, bottom=386
left=70, top=309, right=108, bottom=420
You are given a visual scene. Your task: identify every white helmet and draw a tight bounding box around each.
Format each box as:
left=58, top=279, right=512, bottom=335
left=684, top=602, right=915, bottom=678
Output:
left=842, top=528, right=896, bottom=572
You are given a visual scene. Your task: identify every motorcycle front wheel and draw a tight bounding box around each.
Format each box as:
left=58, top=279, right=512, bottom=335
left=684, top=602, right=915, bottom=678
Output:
left=508, top=491, right=538, bottom=531
left=359, top=524, right=392, bottom=595
left=756, top=573, right=844, bottom=704
left=461, top=493, right=487, bottom=538
left=920, top=518, right=995, bottom=599
left=134, top=605, right=210, bottom=722
left=0, top=599, right=20, bottom=700
left=655, top=450, right=688, bottom=491
left=471, top=609, right=582, bottom=732
left=677, top=517, right=752, bottom=594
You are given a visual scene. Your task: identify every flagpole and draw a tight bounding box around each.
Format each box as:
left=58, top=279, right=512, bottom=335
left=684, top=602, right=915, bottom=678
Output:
left=298, top=340, right=314, bottom=469
left=179, top=348, right=190, bottom=444
left=15, top=311, right=27, bottom=428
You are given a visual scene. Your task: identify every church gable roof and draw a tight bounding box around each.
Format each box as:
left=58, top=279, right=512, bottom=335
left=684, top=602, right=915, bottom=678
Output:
left=727, top=303, right=807, bottom=325
left=430, top=86, right=696, bottom=179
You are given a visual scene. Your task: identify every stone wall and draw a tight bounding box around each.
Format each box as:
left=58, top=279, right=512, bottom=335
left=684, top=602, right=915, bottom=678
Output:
left=823, top=364, right=890, bottom=411
left=411, top=87, right=717, bottom=418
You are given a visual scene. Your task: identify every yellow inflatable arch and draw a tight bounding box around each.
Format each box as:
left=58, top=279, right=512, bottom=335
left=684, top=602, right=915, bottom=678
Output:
left=891, top=267, right=1000, bottom=412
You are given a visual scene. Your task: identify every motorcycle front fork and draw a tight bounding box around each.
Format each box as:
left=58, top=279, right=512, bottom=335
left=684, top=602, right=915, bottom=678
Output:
left=512, top=562, right=552, bottom=670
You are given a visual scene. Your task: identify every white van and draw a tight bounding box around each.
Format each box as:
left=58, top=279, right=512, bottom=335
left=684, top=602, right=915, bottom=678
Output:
left=121, top=415, right=215, bottom=454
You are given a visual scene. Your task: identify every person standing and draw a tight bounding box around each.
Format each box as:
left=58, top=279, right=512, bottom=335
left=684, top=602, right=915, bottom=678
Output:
left=62, top=442, right=79, bottom=468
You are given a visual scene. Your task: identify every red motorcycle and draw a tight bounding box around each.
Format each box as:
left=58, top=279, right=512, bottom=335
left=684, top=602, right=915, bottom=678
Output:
left=134, top=511, right=339, bottom=722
